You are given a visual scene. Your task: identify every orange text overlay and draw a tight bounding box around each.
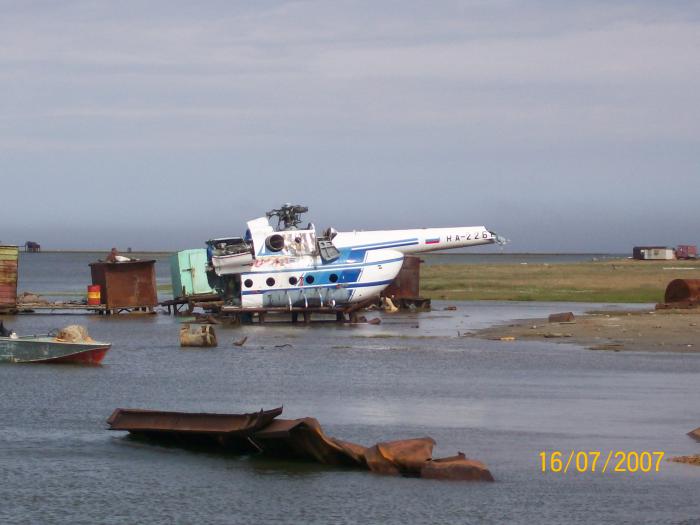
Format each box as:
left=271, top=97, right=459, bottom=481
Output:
left=539, top=451, right=665, bottom=474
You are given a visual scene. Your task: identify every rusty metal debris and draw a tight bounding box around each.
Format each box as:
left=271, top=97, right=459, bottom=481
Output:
left=107, top=407, right=493, bottom=482
left=421, top=452, right=495, bottom=481
left=659, top=279, right=700, bottom=309
left=548, top=312, right=575, bottom=323
left=107, top=407, right=282, bottom=453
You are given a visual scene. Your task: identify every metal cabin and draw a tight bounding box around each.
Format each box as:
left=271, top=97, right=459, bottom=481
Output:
left=89, top=260, right=158, bottom=314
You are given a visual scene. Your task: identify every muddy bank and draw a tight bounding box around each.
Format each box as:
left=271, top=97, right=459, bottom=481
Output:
left=470, top=309, right=700, bottom=352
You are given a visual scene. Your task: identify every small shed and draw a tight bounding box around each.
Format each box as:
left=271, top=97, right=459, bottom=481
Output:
left=24, top=241, right=41, bottom=253
left=170, top=249, right=215, bottom=299
left=632, top=246, right=676, bottom=261
left=89, top=260, right=158, bottom=311
left=676, top=245, right=698, bottom=260
left=0, top=245, right=19, bottom=313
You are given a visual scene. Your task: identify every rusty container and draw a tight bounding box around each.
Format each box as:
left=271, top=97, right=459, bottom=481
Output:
left=664, top=279, right=700, bottom=304
left=89, top=260, right=158, bottom=309
left=383, top=255, right=421, bottom=299
left=0, top=245, right=19, bottom=312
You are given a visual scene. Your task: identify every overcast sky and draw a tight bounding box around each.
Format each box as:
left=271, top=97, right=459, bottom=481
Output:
left=1, top=1, right=698, bottom=252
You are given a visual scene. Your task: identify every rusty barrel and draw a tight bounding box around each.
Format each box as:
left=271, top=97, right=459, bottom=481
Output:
left=664, top=279, right=700, bottom=304
left=87, top=284, right=101, bottom=305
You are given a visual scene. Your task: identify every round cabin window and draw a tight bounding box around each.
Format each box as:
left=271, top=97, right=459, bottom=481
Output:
left=329, top=273, right=338, bottom=283
left=289, top=276, right=298, bottom=285
left=244, top=279, right=253, bottom=288
left=265, top=234, right=285, bottom=252
left=266, top=277, right=275, bottom=287
left=305, top=275, right=315, bottom=284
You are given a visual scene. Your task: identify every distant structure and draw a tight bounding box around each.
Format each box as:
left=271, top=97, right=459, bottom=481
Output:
left=676, top=245, right=698, bottom=260
left=24, top=241, right=41, bottom=253
left=632, top=246, right=676, bottom=260
left=633, top=245, right=697, bottom=261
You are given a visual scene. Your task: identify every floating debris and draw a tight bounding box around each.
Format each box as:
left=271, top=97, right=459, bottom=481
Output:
left=179, top=324, right=217, bottom=347
left=232, top=336, right=248, bottom=347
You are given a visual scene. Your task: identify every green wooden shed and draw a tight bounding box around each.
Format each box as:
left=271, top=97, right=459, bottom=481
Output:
left=170, top=249, right=215, bottom=299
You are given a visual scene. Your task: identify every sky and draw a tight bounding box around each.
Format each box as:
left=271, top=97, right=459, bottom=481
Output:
left=0, top=0, right=698, bottom=252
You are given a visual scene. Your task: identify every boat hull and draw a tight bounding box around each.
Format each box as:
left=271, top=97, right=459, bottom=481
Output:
left=0, top=337, right=111, bottom=364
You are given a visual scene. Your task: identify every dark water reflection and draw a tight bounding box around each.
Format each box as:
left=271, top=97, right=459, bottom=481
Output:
left=1, top=255, right=699, bottom=524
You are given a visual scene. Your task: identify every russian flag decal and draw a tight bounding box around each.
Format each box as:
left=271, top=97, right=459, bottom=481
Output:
left=425, top=238, right=440, bottom=244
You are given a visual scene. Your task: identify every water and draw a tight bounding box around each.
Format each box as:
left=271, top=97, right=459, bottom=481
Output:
left=17, top=252, right=172, bottom=300
left=1, top=255, right=699, bottom=524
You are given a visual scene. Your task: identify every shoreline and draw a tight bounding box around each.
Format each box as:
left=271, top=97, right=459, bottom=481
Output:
left=469, top=308, right=700, bottom=352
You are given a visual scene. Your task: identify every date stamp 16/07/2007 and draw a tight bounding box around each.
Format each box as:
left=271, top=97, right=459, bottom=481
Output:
left=540, top=451, right=665, bottom=474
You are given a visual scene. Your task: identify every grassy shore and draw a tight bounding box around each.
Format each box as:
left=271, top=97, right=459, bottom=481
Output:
left=421, top=259, right=700, bottom=303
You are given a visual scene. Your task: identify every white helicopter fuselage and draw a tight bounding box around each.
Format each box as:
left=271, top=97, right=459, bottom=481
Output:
left=211, top=218, right=498, bottom=309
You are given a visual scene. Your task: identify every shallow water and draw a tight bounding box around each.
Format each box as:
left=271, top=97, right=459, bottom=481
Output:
left=2, top=256, right=700, bottom=524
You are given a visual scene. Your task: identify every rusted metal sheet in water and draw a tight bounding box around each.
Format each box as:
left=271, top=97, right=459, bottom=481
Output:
left=106, top=407, right=494, bottom=481
left=253, top=417, right=368, bottom=466
left=664, top=279, right=700, bottom=305
left=107, top=407, right=282, bottom=434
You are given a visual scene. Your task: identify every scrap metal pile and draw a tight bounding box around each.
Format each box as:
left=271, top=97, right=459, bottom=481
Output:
left=107, top=407, right=493, bottom=482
